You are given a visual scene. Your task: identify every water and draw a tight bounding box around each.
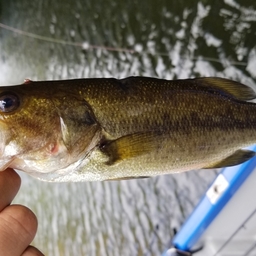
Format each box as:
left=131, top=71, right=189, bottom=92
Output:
left=0, top=0, right=256, bottom=255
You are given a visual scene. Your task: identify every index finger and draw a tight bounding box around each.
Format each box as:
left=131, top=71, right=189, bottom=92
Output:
left=0, top=168, right=21, bottom=211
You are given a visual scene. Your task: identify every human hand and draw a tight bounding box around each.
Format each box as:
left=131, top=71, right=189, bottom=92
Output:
left=0, top=168, right=44, bottom=256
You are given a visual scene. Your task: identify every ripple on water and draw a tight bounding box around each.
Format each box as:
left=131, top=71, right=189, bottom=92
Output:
left=15, top=169, right=217, bottom=255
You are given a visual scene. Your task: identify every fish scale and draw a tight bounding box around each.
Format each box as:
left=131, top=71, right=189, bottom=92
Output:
left=0, top=76, right=255, bottom=181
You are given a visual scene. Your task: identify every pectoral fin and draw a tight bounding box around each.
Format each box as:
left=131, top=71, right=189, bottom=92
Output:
left=203, top=149, right=256, bottom=169
left=100, top=132, right=158, bottom=165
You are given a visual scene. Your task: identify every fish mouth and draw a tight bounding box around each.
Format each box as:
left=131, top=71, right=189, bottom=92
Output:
left=0, top=121, right=16, bottom=171
left=0, top=122, right=10, bottom=156
left=0, top=120, right=21, bottom=169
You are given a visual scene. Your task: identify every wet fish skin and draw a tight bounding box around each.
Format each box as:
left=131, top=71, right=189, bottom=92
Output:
left=0, top=76, right=255, bottom=182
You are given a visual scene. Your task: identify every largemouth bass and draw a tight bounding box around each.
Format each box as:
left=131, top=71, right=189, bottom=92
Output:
left=0, top=76, right=255, bottom=181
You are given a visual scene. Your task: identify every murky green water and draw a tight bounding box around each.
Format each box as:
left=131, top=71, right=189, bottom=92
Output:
left=0, top=0, right=256, bottom=255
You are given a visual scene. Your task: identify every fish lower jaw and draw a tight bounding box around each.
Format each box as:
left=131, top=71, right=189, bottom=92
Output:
left=0, top=158, right=16, bottom=172
left=26, top=158, right=88, bottom=182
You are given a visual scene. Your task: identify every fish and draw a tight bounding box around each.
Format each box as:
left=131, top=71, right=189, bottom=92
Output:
left=0, top=76, right=255, bottom=182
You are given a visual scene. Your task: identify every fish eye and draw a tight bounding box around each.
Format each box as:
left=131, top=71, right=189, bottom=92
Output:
left=0, top=92, right=20, bottom=113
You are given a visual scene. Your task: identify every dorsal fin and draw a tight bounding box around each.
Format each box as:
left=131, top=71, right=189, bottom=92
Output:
left=23, top=79, right=33, bottom=84
left=194, top=77, right=256, bottom=101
